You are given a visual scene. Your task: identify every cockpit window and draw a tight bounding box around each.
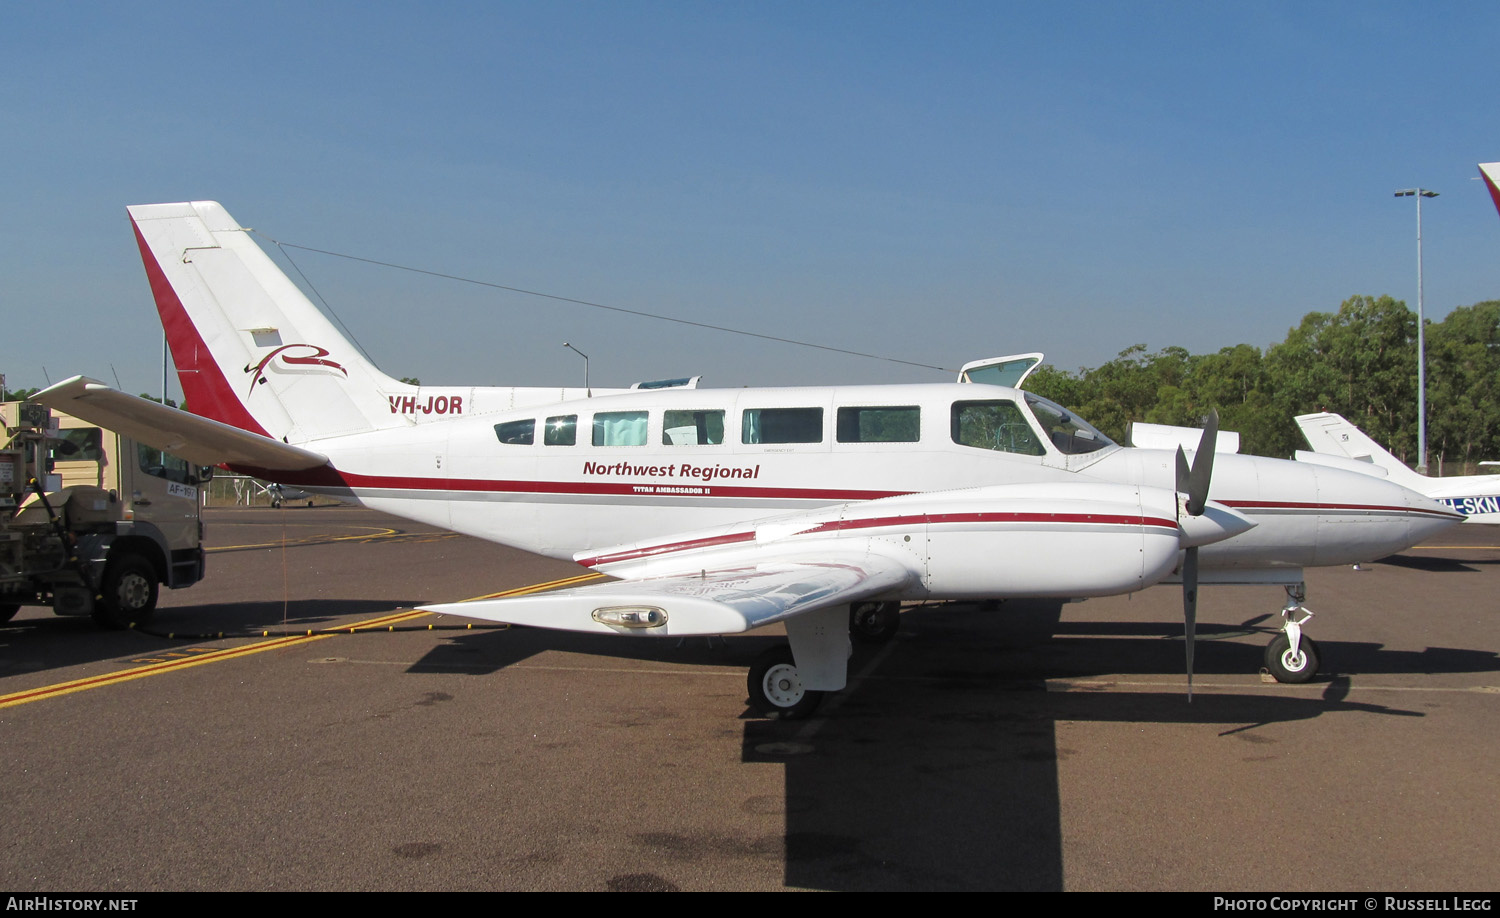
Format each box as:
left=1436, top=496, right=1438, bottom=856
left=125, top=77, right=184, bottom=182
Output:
left=950, top=400, right=1045, bottom=455
left=1024, top=394, right=1114, bottom=455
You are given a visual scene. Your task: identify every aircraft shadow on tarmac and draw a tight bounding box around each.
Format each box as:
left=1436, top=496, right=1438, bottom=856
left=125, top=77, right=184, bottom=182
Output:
left=741, top=680, right=1425, bottom=891
left=408, top=593, right=1500, bottom=682
left=1375, top=553, right=1499, bottom=573
left=752, top=601, right=1449, bottom=891
left=402, top=598, right=1483, bottom=892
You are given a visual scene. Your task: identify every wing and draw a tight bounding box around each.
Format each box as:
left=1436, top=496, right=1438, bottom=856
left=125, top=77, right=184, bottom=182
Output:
left=419, top=551, right=913, bottom=637
left=32, top=376, right=327, bottom=470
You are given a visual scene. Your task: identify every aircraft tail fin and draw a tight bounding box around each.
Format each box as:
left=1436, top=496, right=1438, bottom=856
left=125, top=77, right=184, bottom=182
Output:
left=128, top=201, right=415, bottom=444
left=1294, top=412, right=1428, bottom=489
left=1481, top=163, right=1500, bottom=220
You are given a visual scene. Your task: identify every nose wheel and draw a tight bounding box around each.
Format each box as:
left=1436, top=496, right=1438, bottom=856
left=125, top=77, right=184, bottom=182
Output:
left=1265, top=585, right=1319, bottom=683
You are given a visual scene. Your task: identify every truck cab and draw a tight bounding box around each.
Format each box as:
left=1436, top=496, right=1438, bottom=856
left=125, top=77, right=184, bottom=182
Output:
left=1, top=401, right=208, bottom=628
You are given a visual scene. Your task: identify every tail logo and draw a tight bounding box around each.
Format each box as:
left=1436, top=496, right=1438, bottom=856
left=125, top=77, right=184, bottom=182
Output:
left=244, top=344, right=349, bottom=395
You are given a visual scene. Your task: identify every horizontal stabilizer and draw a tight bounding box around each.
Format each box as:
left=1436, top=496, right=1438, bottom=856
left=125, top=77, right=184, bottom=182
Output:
left=1293, top=450, right=1389, bottom=478
left=32, top=376, right=328, bottom=470
left=1128, top=421, right=1240, bottom=454
left=420, top=555, right=913, bottom=636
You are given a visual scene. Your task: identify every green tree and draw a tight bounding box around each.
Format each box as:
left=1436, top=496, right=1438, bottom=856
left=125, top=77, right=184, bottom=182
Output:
left=1266, top=294, right=1416, bottom=460
left=1426, top=300, right=1500, bottom=470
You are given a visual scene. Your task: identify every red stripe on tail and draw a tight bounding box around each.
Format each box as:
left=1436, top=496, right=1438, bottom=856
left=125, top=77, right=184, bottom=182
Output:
left=131, top=217, right=272, bottom=437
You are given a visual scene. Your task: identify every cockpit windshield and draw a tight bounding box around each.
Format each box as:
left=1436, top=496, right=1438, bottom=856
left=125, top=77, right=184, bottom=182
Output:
left=1023, top=394, right=1115, bottom=455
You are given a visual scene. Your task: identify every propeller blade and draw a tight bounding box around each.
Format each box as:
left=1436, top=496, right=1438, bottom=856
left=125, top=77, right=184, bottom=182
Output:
left=1182, top=545, right=1198, bottom=702
left=1177, top=410, right=1216, bottom=701
left=1185, top=409, right=1219, bottom=516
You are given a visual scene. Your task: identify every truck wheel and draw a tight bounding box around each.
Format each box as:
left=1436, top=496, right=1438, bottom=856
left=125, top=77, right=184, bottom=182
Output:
left=0, top=603, right=19, bottom=624
left=92, top=555, right=159, bottom=629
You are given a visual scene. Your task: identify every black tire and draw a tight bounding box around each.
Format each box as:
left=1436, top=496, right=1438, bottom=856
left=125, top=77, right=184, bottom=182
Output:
left=0, top=603, right=19, bottom=624
left=1265, top=634, right=1319, bottom=683
left=850, top=601, right=900, bottom=644
left=92, top=554, right=159, bottom=630
left=747, top=645, right=824, bottom=719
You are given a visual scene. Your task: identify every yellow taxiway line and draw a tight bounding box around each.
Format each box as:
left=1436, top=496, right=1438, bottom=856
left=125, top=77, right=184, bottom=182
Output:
left=0, top=572, right=605, bottom=710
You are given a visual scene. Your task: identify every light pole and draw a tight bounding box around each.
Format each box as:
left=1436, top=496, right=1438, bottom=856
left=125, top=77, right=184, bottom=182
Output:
left=1394, top=188, right=1438, bottom=474
left=562, top=342, right=590, bottom=397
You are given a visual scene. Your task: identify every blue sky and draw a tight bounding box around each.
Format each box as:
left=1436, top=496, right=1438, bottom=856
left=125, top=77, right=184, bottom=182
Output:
left=4, top=1, right=1498, bottom=398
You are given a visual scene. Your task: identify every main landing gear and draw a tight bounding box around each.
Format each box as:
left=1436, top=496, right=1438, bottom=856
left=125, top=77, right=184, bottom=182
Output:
left=748, top=646, right=825, bottom=719
left=746, top=604, right=873, bottom=719
left=1264, top=584, right=1319, bottom=683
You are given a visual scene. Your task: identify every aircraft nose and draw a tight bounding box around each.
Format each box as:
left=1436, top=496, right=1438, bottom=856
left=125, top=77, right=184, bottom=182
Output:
left=1306, top=463, right=1463, bottom=565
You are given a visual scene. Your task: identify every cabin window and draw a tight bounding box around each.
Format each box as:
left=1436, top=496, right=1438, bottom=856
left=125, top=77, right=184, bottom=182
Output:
left=493, top=419, right=536, bottom=445
left=593, top=411, right=649, bottom=447
left=544, top=415, right=577, bottom=446
left=950, top=400, right=1046, bottom=456
left=742, top=408, right=823, bottom=444
left=837, top=406, right=920, bottom=443
left=663, top=409, right=725, bottom=445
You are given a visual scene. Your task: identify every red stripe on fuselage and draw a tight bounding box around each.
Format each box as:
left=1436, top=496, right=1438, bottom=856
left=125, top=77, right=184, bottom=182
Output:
left=236, top=463, right=1463, bottom=524
left=578, top=512, right=1177, bottom=568
left=229, top=464, right=905, bottom=502
left=1222, top=499, right=1461, bottom=519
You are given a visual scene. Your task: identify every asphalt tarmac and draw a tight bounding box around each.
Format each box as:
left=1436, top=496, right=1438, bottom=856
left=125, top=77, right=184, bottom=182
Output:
left=2, top=506, right=1497, bottom=891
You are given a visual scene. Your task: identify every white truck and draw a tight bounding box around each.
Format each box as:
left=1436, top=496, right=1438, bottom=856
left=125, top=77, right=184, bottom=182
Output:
left=1, top=400, right=208, bottom=628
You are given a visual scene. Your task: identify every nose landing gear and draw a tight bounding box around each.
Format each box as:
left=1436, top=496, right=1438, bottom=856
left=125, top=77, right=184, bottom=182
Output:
left=1264, top=584, right=1319, bottom=683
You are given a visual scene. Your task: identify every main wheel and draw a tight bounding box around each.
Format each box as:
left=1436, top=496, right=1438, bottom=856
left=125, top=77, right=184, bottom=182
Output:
left=92, top=554, right=159, bottom=630
left=1265, top=634, right=1319, bottom=683
left=747, top=645, right=824, bottom=719
left=850, top=601, right=900, bottom=644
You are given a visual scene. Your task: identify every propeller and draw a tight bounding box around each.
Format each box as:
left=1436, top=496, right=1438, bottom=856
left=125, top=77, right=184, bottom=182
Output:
left=1175, top=409, right=1219, bottom=701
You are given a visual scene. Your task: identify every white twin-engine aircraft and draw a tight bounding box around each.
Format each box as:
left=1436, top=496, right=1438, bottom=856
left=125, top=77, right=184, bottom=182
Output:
left=37, top=202, right=1462, bottom=718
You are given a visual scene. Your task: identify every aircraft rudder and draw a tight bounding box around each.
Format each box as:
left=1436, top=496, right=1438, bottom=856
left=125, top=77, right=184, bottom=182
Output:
left=127, top=201, right=409, bottom=443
